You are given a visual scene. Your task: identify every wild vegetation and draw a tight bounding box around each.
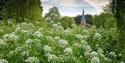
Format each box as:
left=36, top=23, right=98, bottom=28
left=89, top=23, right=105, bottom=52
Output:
left=0, top=0, right=125, bottom=63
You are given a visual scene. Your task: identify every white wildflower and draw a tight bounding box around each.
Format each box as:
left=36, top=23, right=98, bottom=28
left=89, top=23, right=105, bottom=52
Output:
left=64, top=28, right=72, bottom=33
left=91, top=57, right=100, bottom=63
left=21, top=51, right=30, bottom=57
left=75, top=34, right=82, bottom=39
left=104, top=57, right=111, bottom=62
left=109, top=51, right=117, bottom=58
left=64, top=48, right=73, bottom=55
left=8, top=33, right=19, bottom=41
left=90, top=51, right=98, bottom=57
left=21, top=30, right=29, bottom=34
left=52, top=24, right=59, bottom=29
left=121, top=61, right=124, bottom=63
left=93, top=33, right=101, bottom=40
left=2, top=33, right=18, bottom=42
left=25, top=39, right=33, bottom=45
left=25, top=57, right=39, bottom=63
left=34, top=31, right=43, bottom=38
left=46, top=54, right=58, bottom=62
left=0, top=59, right=8, bottom=63
left=43, top=45, right=52, bottom=53
left=83, top=45, right=92, bottom=52
left=58, top=39, right=68, bottom=47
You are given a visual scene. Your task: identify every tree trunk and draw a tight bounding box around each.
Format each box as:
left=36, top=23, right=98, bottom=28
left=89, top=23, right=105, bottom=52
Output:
left=5, top=0, right=42, bottom=21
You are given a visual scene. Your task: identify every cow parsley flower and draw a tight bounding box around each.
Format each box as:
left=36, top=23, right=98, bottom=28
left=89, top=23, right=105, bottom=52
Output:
left=75, top=34, right=83, bottom=39
left=34, top=31, right=43, bottom=38
left=58, top=39, right=68, bottom=47
left=46, top=54, right=58, bottom=62
left=109, top=51, right=117, bottom=58
left=90, top=51, right=98, bottom=57
left=120, top=61, right=124, bottom=63
left=9, top=33, right=19, bottom=41
left=25, top=57, right=39, bottom=63
left=83, top=45, right=92, bottom=52
left=52, top=24, right=59, bottom=29
left=21, top=50, right=30, bottom=57
left=93, top=33, right=101, bottom=40
left=2, top=33, right=19, bottom=42
left=64, top=48, right=73, bottom=55
left=91, top=57, right=100, bottom=63
left=25, top=39, right=34, bottom=45
left=43, top=45, right=52, bottom=53
left=64, top=28, right=72, bottom=33
left=0, top=59, right=8, bottom=63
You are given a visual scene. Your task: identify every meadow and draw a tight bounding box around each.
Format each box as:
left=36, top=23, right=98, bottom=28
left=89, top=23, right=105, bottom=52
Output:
left=0, top=19, right=123, bottom=63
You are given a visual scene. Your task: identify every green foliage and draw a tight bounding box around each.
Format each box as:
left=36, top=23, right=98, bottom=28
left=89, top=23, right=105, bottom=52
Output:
left=110, top=0, right=125, bottom=58
left=5, top=0, right=42, bottom=21
left=92, top=12, right=116, bottom=29
left=45, top=6, right=61, bottom=23
left=0, top=20, right=123, bottom=63
left=61, top=16, right=75, bottom=28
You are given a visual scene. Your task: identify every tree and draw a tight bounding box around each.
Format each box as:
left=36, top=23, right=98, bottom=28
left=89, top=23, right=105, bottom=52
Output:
left=85, top=14, right=92, bottom=25
left=45, top=6, right=61, bottom=23
left=111, top=0, right=125, bottom=58
left=61, top=16, right=75, bottom=28
left=4, top=0, right=42, bottom=21
left=92, top=12, right=116, bottom=29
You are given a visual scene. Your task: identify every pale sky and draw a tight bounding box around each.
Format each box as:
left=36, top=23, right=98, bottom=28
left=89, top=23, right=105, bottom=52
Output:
left=41, top=0, right=109, bottom=16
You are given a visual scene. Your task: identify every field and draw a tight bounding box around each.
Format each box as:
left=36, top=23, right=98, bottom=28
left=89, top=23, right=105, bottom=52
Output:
left=0, top=20, right=123, bottom=63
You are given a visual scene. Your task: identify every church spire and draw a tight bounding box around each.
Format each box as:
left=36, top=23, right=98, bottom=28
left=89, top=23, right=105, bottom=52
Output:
left=80, top=8, right=86, bottom=26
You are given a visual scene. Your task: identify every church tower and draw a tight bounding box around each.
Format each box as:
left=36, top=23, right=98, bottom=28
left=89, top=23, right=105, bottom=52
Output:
left=80, top=9, right=86, bottom=26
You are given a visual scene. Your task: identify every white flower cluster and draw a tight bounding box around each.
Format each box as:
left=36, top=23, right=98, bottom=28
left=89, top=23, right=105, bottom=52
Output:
left=0, top=59, right=8, bottom=63
left=64, top=48, right=73, bottom=55
left=75, top=34, right=83, bottom=39
left=93, top=33, right=101, bottom=40
left=34, top=31, right=43, bottom=38
left=109, top=51, right=117, bottom=58
left=43, top=45, right=52, bottom=53
left=46, top=54, right=58, bottom=62
left=21, top=50, right=30, bottom=57
left=83, top=45, right=92, bottom=58
left=2, top=33, right=19, bottom=42
left=64, top=28, right=73, bottom=34
left=25, top=39, right=34, bottom=45
left=25, top=57, right=39, bottom=63
left=52, top=23, right=63, bottom=30
left=90, top=51, right=98, bottom=57
left=58, top=39, right=68, bottom=47
left=91, top=57, right=100, bottom=63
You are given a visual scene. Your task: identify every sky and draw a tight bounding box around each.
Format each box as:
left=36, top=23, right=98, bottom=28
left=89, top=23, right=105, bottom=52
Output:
left=41, top=0, right=109, bottom=16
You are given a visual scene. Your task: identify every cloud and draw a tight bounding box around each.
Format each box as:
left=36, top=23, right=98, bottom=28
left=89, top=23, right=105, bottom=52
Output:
left=84, top=0, right=109, bottom=10
left=41, top=0, right=109, bottom=16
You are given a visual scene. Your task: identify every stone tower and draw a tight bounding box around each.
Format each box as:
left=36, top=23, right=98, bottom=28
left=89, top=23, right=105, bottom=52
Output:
left=80, top=9, right=86, bottom=26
